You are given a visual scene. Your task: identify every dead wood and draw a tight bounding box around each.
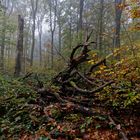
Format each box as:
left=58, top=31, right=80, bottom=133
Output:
left=35, top=36, right=120, bottom=131
left=76, top=70, right=99, bottom=86
left=70, top=81, right=113, bottom=94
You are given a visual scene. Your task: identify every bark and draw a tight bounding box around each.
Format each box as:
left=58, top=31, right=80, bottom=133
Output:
left=14, top=15, right=24, bottom=76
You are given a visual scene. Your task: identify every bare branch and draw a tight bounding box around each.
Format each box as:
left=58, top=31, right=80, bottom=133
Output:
left=70, top=81, right=113, bottom=94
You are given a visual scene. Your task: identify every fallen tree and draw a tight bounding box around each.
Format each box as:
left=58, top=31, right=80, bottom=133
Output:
left=36, top=32, right=114, bottom=115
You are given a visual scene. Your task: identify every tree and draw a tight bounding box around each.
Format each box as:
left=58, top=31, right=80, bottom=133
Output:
left=37, top=5, right=45, bottom=66
left=48, top=0, right=57, bottom=68
left=98, top=0, right=104, bottom=54
left=113, top=0, right=125, bottom=49
left=0, top=7, right=6, bottom=72
left=56, top=0, right=63, bottom=53
left=30, top=0, right=39, bottom=66
left=0, top=0, right=14, bottom=72
left=14, top=15, right=24, bottom=76
left=79, top=0, right=84, bottom=30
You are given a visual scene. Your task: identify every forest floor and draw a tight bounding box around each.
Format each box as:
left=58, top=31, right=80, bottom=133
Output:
left=1, top=40, right=140, bottom=140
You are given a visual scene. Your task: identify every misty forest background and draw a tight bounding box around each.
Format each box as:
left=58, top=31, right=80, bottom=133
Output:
left=0, top=0, right=139, bottom=75
left=0, top=0, right=140, bottom=139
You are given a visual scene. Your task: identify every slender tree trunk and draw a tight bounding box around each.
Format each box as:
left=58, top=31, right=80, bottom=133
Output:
left=48, top=0, right=57, bottom=69
left=14, top=15, right=24, bottom=76
left=23, top=34, right=28, bottom=73
left=69, top=22, right=72, bottom=49
left=47, top=48, right=50, bottom=68
left=51, top=31, right=54, bottom=68
left=113, top=0, right=124, bottom=49
left=58, top=17, right=62, bottom=53
left=113, top=0, right=125, bottom=59
left=56, top=0, right=62, bottom=53
left=39, top=31, right=42, bottom=66
left=30, top=0, right=38, bottom=66
left=23, top=36, right=28, bottom=73
left=30, top=15, right=35, bottom=66
left=98, top=0, right=104, bottom=55
left=7, top=34, right=11, bottom=70
left=69, top=0, right=72, bottom=49
left=37, top=15, right=43, bottom=66
left=79, top=0, right=84, bottom=30
left=0, top=10, right=6, bottom=72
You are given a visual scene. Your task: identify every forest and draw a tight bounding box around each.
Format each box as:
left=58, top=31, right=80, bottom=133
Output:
left=0, top=0, right=140, bottom=139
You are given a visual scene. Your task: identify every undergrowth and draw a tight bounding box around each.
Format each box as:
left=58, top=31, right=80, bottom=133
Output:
left=1, top=48, right=140, bottom=139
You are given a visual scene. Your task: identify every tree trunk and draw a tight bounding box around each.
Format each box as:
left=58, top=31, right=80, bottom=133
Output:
left=0, top=10, right=6, bottom=72
left=79, top=0, right=84, bottom=30
left=14, top=15, right=24, bottom=76
left=113, top=0, right=124, bottom=49
left=37, top=15, right=43, bottom=67
left=23, top=34, right=28, bottom=73
left=39, top=31, right=42, bottom=66
left=98, top=0, right=104, bottom=55
left=51, top=31, right=54, bottom=69
left=30, top=0, right=38, bottom=66
left=23, top=17, right=31, bottom=73
left=7, top=34, right=11, bottom=70
left=69, top=0, right=72, bottom=49
left=58, top=18, right=62, bottom=53
left=30, top=15, right=36, bottom=66
left=48, top=0, right=57, bottom=69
